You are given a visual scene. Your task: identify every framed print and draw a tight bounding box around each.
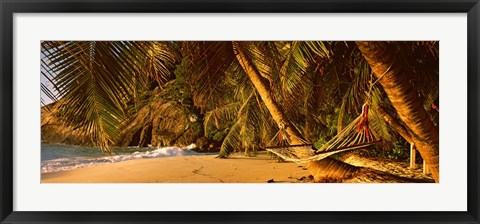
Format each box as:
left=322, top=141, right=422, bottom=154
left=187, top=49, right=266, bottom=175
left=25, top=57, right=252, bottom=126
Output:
left=1, top=0, right=479, bottom=223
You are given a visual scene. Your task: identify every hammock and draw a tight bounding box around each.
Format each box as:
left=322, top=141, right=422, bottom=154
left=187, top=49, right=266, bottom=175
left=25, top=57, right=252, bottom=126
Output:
left=266, top=103, right=381, bottom=163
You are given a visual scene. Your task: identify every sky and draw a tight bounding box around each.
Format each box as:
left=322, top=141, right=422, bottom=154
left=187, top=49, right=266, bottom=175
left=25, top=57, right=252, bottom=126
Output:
left=40, top=49, right=58, bottom=106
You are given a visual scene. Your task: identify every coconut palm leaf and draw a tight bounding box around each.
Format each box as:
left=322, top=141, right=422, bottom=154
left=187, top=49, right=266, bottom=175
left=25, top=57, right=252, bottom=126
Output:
left=203, top=102, right=241, bottom=134
left=218, top=116, right=245, bottom=158
left=143, top=41, right=180, bottom=87
left=41, top=41, right=150, bottom=152
left=337, top=58, right=372, bottom=126
left=40, top=83, right=58, bottom=106
left=217, top=91, right=270, bottom=157
left=368, top=86, right=393, bottom=142
left=181, top=41, right=239, bottom=110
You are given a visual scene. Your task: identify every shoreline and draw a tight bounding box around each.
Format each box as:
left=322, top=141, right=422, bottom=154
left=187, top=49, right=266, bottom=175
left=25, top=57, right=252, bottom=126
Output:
left=41, top=152, right=312, bottom=183
left=41, top=151, right=434, bottom=183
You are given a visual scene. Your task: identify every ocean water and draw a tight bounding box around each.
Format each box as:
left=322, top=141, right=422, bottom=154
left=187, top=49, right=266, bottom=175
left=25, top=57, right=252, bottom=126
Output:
left=41, top=143, right=206, bottom=173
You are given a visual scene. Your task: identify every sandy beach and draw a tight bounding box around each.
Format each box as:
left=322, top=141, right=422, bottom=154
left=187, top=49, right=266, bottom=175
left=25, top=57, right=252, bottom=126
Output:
left=41, top=150, right=434, bottom=183
left=40, top=41, right=440, bottom=185
left=41, top=152, right=311, bottom=183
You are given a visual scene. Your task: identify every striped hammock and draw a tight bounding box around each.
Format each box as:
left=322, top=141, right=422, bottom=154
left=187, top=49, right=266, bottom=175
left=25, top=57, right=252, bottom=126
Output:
left=266, top=103, right=381, bottom=163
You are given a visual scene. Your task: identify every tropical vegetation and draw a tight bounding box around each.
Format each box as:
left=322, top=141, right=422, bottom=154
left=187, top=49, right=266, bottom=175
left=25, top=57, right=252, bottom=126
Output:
left=41, top=41, right=439, bottom=182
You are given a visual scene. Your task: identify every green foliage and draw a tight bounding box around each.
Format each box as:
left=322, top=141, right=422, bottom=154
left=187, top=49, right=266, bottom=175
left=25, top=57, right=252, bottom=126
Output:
left=173, top=57, right=189, bottom=90
left=205, top=128, right=229, bottom=142
left=213, top=130, right=228, bottom=142
left=313, top=138, right=327, bottom=150
left=42, top=40, right=438, bottom=159
left=42, top=41, right=152, bottom=152
left=388, top=141, right=408, bottom=160
left=359, top=138, right=409, bottom=161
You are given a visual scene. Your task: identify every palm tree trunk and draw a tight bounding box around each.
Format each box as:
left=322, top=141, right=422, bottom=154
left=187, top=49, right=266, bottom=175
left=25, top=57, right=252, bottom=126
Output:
left=356, top=41, right=439, bottom=182
left=233, top=41, right=359, bottom=182
left=376, top=106, right=414, bottom=144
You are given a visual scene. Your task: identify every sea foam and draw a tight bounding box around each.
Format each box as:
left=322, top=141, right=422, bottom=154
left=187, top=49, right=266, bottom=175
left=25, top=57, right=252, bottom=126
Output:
left=41, top=144, right=203, bottom=173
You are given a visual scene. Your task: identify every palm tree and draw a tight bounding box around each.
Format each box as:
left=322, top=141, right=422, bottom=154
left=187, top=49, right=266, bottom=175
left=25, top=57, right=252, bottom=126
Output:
left=41, top=41, right=175, bottom=152
left=231, top=41, right=364, bottom=181
left=356, top=41, right=439, bottom=182
left=42, top=40, right=438, bottom=182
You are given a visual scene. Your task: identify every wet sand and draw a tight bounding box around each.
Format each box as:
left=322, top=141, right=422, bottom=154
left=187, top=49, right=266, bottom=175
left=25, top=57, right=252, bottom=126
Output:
left=42, top=151, right=434, bottom=183
left=41, top=152, right=311, bottom=183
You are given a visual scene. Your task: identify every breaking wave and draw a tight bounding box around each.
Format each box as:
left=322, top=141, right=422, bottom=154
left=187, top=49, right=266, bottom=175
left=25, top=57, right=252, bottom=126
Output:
left=41, top=144, right=204, bottom=173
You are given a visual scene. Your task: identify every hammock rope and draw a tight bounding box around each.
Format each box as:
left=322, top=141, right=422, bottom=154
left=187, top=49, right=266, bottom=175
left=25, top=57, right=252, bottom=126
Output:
left=266, top=103, right=381, bottom=163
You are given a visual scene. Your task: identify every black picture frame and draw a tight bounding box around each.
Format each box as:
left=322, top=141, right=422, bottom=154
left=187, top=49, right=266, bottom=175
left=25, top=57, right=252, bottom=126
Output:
left=1, top=0, right=479, bottom=223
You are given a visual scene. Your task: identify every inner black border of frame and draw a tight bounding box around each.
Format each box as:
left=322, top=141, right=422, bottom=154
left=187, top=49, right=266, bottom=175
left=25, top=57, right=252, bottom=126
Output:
left=1, top=0, right=479, bottom=223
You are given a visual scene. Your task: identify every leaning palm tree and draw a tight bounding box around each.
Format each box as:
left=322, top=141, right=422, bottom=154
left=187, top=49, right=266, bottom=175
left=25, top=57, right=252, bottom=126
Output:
left=356, top=41, right=439, bottom=182
left=42, top=40, right=438, bottom=183
left=182, top=41, right=365, bottom=181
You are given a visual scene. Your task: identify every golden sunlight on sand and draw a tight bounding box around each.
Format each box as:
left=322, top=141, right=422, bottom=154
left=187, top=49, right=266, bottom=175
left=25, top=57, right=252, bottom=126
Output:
left=41, top=152, right=311, bottom=183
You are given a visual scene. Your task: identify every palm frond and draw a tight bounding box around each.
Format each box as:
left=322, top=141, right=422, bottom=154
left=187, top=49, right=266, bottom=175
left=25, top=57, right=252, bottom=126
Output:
left=203, top=102, right=241, bottom=134
left=41, top=83, right=58, bottom=104
left=366, top=86, right=393, bottom=142
left=182, top=41, right=239, bottom=110
left=217, top=91, right=265, bottom=157
left=143, top=41, right=179, bottom=87
left=42, top=41, right=149, bottom=152
left=218, top=116, right=245, bottom=158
